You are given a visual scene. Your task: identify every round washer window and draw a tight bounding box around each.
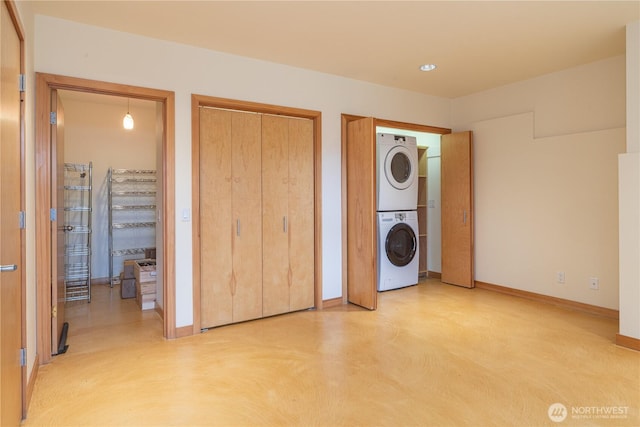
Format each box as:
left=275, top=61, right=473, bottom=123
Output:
left=385, top=223, right=417, bottom=267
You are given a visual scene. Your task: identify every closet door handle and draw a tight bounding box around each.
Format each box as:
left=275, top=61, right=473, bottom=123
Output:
left=236, top=219, right=240, bottom=236
left=1, top=264, right=17, bottom=272
left=283, top=216, right=287, bottom=233
left=463, top=210, right=467, bottom=225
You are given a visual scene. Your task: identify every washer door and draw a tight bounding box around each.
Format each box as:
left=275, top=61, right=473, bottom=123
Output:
left=385, top=223, right=417, bottom=267
left=384, top=145, right=416, bottom=190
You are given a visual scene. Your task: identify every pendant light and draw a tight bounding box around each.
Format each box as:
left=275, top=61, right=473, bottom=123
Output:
left=123, top=98, right=134, bottom=130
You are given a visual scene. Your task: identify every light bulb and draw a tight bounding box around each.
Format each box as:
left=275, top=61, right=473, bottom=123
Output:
left=123, top=113, right=134, bottom=130
left=419, top=64, right=437, bottom=72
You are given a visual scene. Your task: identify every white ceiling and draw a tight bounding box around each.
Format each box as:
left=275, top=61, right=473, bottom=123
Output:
left=30, top=1, right=639, bottom=99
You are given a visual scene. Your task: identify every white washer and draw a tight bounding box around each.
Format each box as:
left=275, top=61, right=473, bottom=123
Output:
left=376, top=133, right=418, bottom=212
left=377, top=211, right=419, bottom=291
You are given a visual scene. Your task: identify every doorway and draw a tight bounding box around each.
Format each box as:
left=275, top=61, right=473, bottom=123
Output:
left=35, top=73, right=176, bottom=365
left=191, top=94, right=323, bottom=333
left=341, top=115, right=451, bottom=308
left=377, top=125, right=443, bottom=280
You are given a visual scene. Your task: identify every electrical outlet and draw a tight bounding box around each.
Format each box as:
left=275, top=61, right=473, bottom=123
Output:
left=557, top=271, right=565, bottom=284
left=589, top=277, right=599, bottom=290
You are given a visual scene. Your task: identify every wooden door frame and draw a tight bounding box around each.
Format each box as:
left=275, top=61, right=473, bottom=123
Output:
left=35, top=73, right=176, bottom=365
left=3, top=0, right=26, bottom=418
left=341, top=114, right=450, bottom=304
left=191, top=94, right=323, bottom=334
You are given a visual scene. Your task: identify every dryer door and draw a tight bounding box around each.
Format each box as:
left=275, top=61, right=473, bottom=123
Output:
left=384, top=145, right=416, bottom=190
left=385, top=223, right=417, bottom=266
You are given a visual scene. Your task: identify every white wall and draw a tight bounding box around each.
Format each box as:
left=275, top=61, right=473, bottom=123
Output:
left=33, top=15, right=452, bottom=328
left=453, top=56, right=625, bottom=138
left=453, top=56, right=627, bottom=309
left=61, top=94, right=157, bottom=279
left=619, top=21, right=640, bottom=340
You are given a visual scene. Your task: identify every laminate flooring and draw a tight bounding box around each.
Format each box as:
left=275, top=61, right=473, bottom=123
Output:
left=24, top=280, right=639, bottom=426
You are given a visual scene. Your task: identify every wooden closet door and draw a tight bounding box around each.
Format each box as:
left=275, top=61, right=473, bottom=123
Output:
left=288, top=117, right=315, bottom=311
left=231, top=112, right=263, bottom=323
left=346, top=117, right=377, bottom=310
left=200, top=109, right=263, bottom=327
left=262, top=115, right=315, bottom=316
left=0, top=3, right=24, bottom=420
left=262, top=115, right=290, bottom=316
left=441, top=131, right=474, bottom=288
left=199, top=108, right=233, bottom=327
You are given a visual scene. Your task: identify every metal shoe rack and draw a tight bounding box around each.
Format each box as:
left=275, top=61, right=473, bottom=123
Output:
left=64, top=162, right=93, bottom=302
left=108, top=168, right=156, bottom=286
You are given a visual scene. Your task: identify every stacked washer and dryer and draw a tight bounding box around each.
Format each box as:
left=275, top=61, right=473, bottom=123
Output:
left=376, top=133, right=420, bottom=292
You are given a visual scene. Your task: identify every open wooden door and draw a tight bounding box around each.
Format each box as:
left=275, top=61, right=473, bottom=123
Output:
left=346, top=117, right=377, bottom=309
left=441, top=131, right=474, bottom=288
left=0, top=1, right=25, bottom=423
left=51, top=90, right=67, bottom=354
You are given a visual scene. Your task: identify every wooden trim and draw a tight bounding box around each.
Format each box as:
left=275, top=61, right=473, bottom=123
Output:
left=175, top=325, right=194, bottom=339
left=322, top=297, right=344, bottom=309
left=191, top=94, right=323, bottom=331
left=193, top=95, right=322, bottom=120
left=5, top=1, right=24, bottom=38
left=469, top=133, right=475, bottom=288
left=615, top=334, right=640, bottom=351
left=34, top=74, right=172, bottom=101
left=313, top=111, right=323, bottom=310
left=428, top=271, right=442, bottom=279
left=475, top=281, right=619, bottom=319
left=162, top=92, right=176, bottom=339
left=35, top=75, right=53, bottom=365
left=375, top=118, right=451, bottom=135
left=340, top=115, right=349, bottom=304
left=190, top=95, right=201, bottom=335
left=342, top=114, right=452, bottom=136
left=35, top=73, right=176, bottom=364
left=25, top=354, right=39, bottom=412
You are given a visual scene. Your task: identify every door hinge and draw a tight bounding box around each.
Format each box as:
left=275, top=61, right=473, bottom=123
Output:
left=50, top=208, right=57, bottom=221
left=52, top=305, right=57, bottom=318
left=19, top=211, right=25, bottom=229
left=20, top=348, right=27, bottom=367
left=50, top=111, right=57, bottom=125
left=18, top=74, right=26, bottom=92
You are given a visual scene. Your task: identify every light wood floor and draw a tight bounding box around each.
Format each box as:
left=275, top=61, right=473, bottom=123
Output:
left=25, top=280, right=639, bottom=426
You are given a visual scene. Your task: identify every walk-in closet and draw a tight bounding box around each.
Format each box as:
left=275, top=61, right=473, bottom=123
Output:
left=57, top=90, right=164, bottom=346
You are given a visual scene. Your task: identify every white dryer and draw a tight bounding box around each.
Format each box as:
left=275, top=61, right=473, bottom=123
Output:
left=376, top=133, right=418, bottom=212
left=377, top=211, right=419, bottom=291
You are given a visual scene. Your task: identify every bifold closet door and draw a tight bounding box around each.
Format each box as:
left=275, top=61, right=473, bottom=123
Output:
left=200, top=108, right=262, bottom=328
left=231, top=112, right=263, bottom=322
left=262, top=116, right=289, bottom=316
left=441, top=131, right=474, bottom=288
left=287, top=118, right=314, bottom=311
left=262, top=115, right=314, bottom=317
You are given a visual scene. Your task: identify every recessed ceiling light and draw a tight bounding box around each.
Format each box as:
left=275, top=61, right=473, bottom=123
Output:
left=419, top=64, right=437, bottom=72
